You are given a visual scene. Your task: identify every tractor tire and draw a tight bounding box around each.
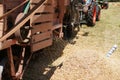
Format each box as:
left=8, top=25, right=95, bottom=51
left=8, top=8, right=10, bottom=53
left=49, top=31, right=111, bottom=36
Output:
left=63, top=0, right=80, bottom=39
left=96, top=5, right=101, bottom=21
left=63, top=5, right=73, bottom=39
left=86, top=2, right=97, bottom=26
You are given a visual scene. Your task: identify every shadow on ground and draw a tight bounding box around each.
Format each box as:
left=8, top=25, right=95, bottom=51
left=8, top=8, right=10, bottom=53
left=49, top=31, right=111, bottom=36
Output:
left=23, top=24, right=90, bottom=80
left=23, top=38, right=68, bottom=80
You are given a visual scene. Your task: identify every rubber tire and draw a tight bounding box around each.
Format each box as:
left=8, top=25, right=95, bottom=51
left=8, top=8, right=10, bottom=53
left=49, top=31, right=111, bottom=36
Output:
left=96, top=5, right=101, bottom=21
left=63, top=0, right=80, bottom=39
left=86, top=2, right=97, bottom=26
left=63, top=5, right=73, bottom=39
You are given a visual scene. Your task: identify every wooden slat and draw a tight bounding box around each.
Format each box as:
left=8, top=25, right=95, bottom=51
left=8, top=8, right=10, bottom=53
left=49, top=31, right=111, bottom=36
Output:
left=31, top=0, right=51, bottom=4
left=0, top=4, right=3, bottom=37
left=31, top=38, right=52, bottom=52
left=30, top=0, right=52, bottom=9
left=0, top=40, right=17, bottom=50
left=31, top=0, right=43, bottom=3
left=31, top=31, right=52, bottom=43
left=32, top=22, right=52, bottom=34
left=52, top=23, right=62, bottom=30
left=7, top=47, right=16, bottom=77
left=32, top=14, right=53, bottom=23
left=35, top=5, right=53, bottom=13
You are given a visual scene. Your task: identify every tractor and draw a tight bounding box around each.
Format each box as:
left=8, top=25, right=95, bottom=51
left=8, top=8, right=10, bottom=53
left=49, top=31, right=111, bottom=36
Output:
left=77, top=0, right=101, bottom=26
left=77, top=0, right=109, bottom=26
left=62, top=0, right=101, bottom=39
left=63, top=0, right=108, bottom=39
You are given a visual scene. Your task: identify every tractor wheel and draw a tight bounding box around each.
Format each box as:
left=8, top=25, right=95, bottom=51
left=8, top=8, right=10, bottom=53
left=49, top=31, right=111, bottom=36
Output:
left=96, top=5, right=101, bottom=21
left=63, top=0, right=80, bottom=39
left=86, top=2, right=97, bottom=26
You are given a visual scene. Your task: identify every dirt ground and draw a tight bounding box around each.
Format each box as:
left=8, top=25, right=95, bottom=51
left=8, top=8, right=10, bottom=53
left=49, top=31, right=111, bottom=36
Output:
left=23, top=2, right=120, bottom=80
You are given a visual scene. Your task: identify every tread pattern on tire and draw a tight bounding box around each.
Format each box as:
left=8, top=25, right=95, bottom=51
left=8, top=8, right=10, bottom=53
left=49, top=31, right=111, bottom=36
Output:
left=86, top=2, right=96, bottom=26
left=96, top=5, right=101, bottom=21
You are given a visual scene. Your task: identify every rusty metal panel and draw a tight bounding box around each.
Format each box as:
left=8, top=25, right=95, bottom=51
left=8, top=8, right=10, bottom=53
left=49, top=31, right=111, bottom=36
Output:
left=31, top=31, right=52, bottom=43
left=31, top=38, right=52, bottom=52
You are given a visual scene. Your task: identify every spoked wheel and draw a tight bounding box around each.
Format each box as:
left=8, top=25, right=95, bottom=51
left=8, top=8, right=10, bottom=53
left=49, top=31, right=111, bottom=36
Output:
left=86, top=2, right=97, bottom=26
left=15, top=13, right=31, bottom=44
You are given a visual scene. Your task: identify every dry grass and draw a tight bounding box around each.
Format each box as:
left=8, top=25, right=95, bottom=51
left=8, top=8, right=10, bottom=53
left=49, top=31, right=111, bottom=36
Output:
left=23, top=2, right=120, bottom=80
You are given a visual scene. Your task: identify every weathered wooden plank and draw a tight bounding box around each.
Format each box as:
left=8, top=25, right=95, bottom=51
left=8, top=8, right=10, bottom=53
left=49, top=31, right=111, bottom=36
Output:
left=31, top=0, right=51, bottom=4
left=52, top=23, right=62, bottom=30
left=30, top=0, right=52, bottom=9
left=0, top=40, right=17, bottom=50
left=32, top=22, right=52, bottom=34
left=32, top=13, right=53, bottom=23
left=34, top=5, right=53, bottom=13
left=0, top=4, right=3, bottom=37
left=31, top=38, right=52, bottom=52
left=7, top=47, right=16, bottom=77
left=31, top=31, right=52, bottom=43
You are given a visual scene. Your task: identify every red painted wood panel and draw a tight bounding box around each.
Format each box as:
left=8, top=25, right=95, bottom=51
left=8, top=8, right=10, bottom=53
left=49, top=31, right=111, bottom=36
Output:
left=32, top=22, right=52, bottom=34
left=31, top=31, right=52, bottom=43
left=31, top=38, right=52, bottom=52
left=0, top=4, right=4, bottom=37
left=32, top=13, right=53, bottom=23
